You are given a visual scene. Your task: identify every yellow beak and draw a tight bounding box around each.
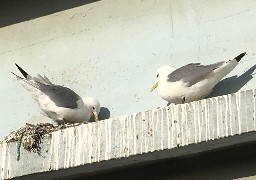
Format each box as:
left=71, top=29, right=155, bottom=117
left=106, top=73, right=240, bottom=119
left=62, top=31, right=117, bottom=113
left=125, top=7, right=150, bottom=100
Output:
left=150, top=82, right=158, bottom=92
left=91, top=113, right=99, bottom=122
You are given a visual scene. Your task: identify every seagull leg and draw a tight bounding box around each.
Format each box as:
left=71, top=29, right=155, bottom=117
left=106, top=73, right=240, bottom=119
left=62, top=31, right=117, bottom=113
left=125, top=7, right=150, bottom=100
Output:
left=182, top=96, right=186, bottom=104
left=57, top=119, right=67, bottom=129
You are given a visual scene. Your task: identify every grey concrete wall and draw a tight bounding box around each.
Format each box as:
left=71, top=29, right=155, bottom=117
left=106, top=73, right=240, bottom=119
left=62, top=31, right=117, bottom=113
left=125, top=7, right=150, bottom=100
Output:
left=0, top=0, right=256, bottom=140
left=0, top=89, right=256, bottom=179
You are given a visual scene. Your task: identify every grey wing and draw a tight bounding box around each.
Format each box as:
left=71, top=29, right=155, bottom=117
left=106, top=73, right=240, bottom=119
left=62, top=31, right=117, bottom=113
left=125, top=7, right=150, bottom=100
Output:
left=33, top=74, right=53, bottom=85
left=38, top=84, right=81, bottom=109
left=42, top=75, right=53, bottom=85
left=168, top=61, right=224, bottom=86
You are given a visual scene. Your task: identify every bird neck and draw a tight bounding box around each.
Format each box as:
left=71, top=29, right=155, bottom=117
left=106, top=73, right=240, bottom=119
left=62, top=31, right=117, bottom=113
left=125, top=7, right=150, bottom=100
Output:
left=157, top=77, right=170, bottom=98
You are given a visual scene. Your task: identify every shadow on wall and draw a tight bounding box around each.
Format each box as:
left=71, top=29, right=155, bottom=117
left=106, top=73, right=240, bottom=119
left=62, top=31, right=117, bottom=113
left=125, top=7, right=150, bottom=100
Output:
left=88, top=107, right=110, bottom=122
left=98, top=107, right=111, bottom=120
left=208, top=64, right=256, bottom=98
left=0, top=0, right=100, bottom=28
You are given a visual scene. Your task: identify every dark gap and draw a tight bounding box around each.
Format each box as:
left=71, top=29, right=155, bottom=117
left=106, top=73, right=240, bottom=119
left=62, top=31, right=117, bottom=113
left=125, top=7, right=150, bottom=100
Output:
left=0, top=0, right=100, bottom=28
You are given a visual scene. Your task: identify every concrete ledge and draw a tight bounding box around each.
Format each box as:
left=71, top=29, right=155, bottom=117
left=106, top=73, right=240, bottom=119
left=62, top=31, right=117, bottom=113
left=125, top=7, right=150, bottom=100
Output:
left=1, top=89, right=256, bottom=179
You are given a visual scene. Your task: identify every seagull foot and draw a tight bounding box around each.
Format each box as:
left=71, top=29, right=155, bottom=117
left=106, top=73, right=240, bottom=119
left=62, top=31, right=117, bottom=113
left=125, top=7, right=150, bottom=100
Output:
left=58, top=124, right=65, bottom=129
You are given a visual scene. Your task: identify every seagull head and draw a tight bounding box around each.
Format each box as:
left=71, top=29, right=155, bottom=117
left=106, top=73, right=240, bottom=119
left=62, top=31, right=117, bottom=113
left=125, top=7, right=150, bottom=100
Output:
left=150, top=65, right=175, bottom=92
left=82, top=97, right=101, bottom=122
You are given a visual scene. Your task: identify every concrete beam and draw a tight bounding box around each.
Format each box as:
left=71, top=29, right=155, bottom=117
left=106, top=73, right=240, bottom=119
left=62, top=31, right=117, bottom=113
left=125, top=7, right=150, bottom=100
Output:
left=1, top=89, right=256, bottom=179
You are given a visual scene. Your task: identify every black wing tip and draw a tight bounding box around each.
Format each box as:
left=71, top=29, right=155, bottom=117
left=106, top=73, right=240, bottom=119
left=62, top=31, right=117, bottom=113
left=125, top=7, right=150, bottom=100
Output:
left=11, top=71, right=23, bottom=79
left=15, top=63, right=22, bottom=70
left=234, top=52, right=246, bottom=62
left=15, top=63, right=29, bottom=78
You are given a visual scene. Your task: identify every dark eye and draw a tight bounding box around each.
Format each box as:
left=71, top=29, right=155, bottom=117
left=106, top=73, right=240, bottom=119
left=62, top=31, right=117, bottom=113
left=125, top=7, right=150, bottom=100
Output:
left=156, top=74, right=159, bottom=78
left=92, top=107, right=95, bottom=110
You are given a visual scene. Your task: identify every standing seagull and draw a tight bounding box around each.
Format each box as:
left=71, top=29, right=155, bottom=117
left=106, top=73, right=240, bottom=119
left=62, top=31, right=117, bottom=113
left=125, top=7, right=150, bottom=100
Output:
left=12, top=64, right=100, bottom=124
left=151, top=52, right=246, bottom=104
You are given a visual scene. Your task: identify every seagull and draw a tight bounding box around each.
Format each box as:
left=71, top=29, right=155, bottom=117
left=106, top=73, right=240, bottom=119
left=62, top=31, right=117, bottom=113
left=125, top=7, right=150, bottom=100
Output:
left=150, top=52, right=246, bottom=104
left=12, top=64, right=100, bottom=124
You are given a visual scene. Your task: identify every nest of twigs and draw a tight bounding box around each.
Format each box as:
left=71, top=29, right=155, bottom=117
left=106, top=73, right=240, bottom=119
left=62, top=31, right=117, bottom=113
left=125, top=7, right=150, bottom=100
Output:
left=3, top=123, right=83, bottom=159
left=4, top=123, right=59, bottom=155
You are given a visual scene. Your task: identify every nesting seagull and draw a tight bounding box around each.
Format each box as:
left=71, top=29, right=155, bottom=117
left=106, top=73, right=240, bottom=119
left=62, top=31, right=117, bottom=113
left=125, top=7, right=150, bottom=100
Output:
left=151, top=52, right=246, bottom=104
left=12, top=64, right=100, bottom=124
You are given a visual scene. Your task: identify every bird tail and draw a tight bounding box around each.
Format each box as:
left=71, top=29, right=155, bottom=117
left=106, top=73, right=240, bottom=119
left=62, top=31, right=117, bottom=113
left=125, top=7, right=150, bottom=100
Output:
left=15, top=63, right=33, bottom=80
left=234, top=52, right=246, bottom=62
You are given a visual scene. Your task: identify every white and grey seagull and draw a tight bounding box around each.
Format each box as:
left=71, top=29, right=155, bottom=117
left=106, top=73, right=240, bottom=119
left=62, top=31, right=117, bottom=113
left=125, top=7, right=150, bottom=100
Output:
left=12, top=64, right=100, bottom=124
left=151, top=52, right=246, bottom=104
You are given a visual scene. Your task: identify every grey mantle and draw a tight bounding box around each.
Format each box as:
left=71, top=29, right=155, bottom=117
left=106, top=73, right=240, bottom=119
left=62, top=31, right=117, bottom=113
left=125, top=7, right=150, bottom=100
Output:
left=1, top=89, right=256, bottom=179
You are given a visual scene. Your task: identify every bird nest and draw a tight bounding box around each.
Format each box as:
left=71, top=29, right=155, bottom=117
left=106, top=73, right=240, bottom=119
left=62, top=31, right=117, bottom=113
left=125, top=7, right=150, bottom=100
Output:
left=3, top=123, right=83, bottom=160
